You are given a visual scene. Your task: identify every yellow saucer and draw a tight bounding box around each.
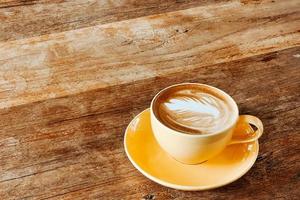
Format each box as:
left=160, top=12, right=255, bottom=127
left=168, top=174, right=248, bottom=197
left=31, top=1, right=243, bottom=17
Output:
left=124, top=109, right=259, bottom=191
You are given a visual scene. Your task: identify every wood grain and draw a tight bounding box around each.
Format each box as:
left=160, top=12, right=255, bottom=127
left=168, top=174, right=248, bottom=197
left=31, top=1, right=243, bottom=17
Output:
left=0, top=0, right=299, bottom=109
left=1, top=0, right=300, bottom=199
left=0, top=47, right=299, bottom=199
left=0, top=0, right=224, bottom=41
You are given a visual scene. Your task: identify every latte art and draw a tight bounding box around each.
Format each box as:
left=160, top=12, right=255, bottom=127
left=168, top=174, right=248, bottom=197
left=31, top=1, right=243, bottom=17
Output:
left=154, top=86, right=234, bottom=135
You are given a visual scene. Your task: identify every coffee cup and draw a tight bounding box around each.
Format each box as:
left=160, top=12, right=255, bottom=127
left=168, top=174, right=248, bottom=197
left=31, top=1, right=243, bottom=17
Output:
left=150, top=83, right=263, bottom=164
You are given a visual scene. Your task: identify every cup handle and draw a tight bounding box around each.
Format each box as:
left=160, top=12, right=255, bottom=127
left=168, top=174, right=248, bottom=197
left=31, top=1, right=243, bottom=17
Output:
left=229, top=115, right=263, bottom=145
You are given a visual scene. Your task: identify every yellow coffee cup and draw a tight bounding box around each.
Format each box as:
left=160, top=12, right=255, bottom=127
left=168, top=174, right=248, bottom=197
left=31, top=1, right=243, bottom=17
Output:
left=150, top=83, right=263, bottom=164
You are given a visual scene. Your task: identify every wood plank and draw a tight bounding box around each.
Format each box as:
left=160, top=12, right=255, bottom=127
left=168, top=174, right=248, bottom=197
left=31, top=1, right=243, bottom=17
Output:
left=0, top=0, right=299, bottom=110
left=0, top=47, right=299, bottom=199
left=0, top=0, right=224, bottom=41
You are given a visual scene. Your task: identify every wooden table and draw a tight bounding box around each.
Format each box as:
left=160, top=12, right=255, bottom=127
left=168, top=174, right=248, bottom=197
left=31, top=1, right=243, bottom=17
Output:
left=0, top=0, right=299, bottom=199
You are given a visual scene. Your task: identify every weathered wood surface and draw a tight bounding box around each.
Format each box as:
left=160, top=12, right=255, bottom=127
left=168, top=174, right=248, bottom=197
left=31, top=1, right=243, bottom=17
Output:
left=0, top=0, right=224, bottom=41
left=0, top=0, right=299, bottom=109
left=0, top=0, right=300, bottom=199
left=1, top=46, right=299, bottom=199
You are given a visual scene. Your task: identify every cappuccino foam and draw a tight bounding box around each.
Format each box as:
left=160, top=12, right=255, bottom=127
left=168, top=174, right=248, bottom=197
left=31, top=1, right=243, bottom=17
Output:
left=153, top=85, right=234, bottom=135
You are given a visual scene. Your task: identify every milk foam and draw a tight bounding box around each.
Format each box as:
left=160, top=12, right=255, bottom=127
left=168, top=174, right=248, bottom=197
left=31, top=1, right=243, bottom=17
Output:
left=157, top=88, right=232, bottom=134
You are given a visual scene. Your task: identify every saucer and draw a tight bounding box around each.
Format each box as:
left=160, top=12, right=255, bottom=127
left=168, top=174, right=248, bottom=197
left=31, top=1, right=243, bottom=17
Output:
left=124, top=109, right=259, bottom=191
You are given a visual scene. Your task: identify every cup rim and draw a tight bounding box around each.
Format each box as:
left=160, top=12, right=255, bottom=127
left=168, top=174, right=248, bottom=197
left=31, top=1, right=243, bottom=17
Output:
left=150, top=83, right=239, bottom=138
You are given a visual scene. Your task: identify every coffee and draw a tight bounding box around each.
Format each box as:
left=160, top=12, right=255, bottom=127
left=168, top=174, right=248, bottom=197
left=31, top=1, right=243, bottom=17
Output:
left=152, top=84, right=235, bottom=135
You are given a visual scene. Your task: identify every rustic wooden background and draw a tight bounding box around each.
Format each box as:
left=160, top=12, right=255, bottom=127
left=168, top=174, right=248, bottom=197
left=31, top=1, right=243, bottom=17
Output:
left=0, top=0, right=299, bottom=199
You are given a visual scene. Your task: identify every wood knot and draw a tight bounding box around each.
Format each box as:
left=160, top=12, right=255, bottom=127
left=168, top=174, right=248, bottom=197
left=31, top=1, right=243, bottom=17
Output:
left=175, top=29, right=189, bottom=33
left=261, top=54, right=277, bottom=62
left=143, top=194, right=155, bottom=200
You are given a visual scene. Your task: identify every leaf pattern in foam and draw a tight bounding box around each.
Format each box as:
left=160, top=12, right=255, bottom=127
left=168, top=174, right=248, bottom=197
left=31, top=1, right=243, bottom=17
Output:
left=162, top=93, right=223, bottom=131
